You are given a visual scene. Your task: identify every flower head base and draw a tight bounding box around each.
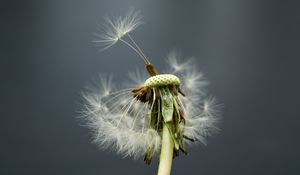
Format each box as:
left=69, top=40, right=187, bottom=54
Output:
left=144, top=74, right=180, bottom=88
left=82, top=9, right=220, bottom=166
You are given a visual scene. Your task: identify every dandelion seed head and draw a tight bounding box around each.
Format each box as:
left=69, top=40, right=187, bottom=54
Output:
left=82, top=10, right=221, bottom=161
left=81, top=58, right=220, bottom=158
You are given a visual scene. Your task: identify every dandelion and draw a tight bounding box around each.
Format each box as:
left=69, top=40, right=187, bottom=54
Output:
left=82, top=9, right=220, bottom=175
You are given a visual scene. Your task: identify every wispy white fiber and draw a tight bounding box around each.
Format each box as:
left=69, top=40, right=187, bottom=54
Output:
left=93, top=8, right=143, bottom=51
left=81, top=75, right=160, bottom=158
left=165, top=50, right=193, bottom=74
left=165, top=50, right=209, bottom=96
left=127, top=68, right=149, bottom=87
left=182, top=96, right=221, bottom=145
left=165, top=51, right=220, bottom=145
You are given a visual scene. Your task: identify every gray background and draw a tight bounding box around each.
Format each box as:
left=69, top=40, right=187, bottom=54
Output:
left=1, top=0, right=300, bottom=174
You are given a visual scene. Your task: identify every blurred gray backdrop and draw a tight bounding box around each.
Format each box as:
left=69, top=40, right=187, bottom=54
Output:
left=1, top=0, right=300, bottom=174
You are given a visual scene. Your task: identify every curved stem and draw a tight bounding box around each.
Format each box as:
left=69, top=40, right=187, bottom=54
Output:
left=157, top=123, right=174, bottom=175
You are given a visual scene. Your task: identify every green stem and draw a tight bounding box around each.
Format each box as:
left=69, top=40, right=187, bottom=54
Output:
left=157, top=123, right=174, bottom=175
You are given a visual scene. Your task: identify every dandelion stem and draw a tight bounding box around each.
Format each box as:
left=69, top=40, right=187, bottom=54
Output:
left=157, top=122, right=174, bottom=175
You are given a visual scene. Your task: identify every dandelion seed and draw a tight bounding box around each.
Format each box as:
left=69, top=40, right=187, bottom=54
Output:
left=165, top=50, right=193, bottom=73
left=127, top=68, right=148, bottom=87
left=81, top=9, right=221, bottom=175
left=93, top=8, right=143, bottom=51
